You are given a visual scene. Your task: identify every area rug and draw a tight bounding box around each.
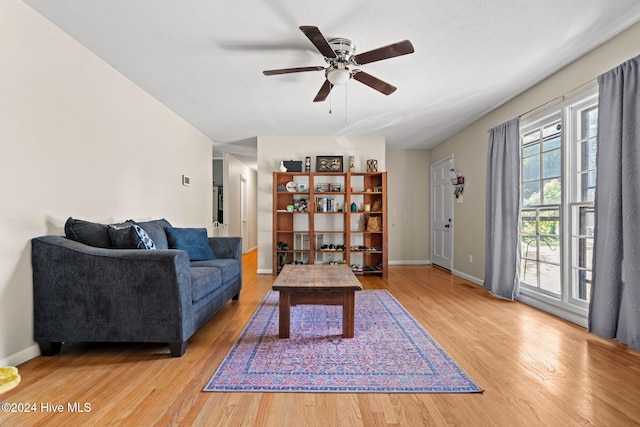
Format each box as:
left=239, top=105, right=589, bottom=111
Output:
left=204, top=290, right=482, bottom=393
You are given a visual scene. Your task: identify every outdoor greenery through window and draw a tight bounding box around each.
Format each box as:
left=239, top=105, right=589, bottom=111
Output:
left=519, top=88, right=598, bottom=314
left=521, top=119, right=562, bottom=295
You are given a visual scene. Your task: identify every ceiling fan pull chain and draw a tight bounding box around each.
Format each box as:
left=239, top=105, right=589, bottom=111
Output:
left=329, top=86, right=333, bottom=114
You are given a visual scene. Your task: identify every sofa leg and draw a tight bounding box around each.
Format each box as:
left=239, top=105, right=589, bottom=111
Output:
left=169, top=341, right=187, bottom=357
left=232, top=292, right=240, bottom=301
left=39, top=342, right=62, bottom=356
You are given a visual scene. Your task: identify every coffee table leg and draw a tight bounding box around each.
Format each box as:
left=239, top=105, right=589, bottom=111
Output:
left=343, top=291, right=355, bottom=338
left=278, top=290, right=291, bottom=339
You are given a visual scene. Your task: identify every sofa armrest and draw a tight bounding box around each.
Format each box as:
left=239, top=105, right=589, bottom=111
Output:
left=208, top=237, right=242, bottom=262
left=31, top=236, right=195, bottom=344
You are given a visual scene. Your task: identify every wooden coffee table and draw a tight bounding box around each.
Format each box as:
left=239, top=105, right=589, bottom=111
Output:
left=272, top=264, right=363, bottom=339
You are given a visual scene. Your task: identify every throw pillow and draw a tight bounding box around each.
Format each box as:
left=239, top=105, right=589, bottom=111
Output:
left=136, top=218, right=172, bottom=250
left=164, top=227, right=216, bottom=261
left=130, top=223, right=156, bottom=249
left=108, top=224, right=156, bottom=250
left=64, top=217, right=111, bottom=248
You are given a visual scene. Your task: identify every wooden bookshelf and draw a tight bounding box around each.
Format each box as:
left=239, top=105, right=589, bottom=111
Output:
left=273, top=172, right=387, bottom=277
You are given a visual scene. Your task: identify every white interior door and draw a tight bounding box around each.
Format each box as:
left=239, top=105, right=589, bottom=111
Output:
left=240, top=177, right=248, bottom=253
left=431, top=157, right=453, bottom=270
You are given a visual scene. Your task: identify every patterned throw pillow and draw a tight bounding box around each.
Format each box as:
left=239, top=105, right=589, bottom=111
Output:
left=135, top=218, right=172, bottom=249
left=131, top=223, right=156, bottom=250
left=108, top=224, right=156, bottom=250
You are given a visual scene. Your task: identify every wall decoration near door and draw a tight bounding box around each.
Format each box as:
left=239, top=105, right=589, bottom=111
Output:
left=316, top=156, right=343, bottom=172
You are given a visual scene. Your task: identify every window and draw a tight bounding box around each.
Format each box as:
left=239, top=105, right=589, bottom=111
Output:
left=570, top=101, right=598, bottom=306
left=521, top=117, right=562, bottom=296
left=519, top=88, right=598, bottom=324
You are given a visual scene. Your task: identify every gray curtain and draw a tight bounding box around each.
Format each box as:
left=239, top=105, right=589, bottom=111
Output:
left=485, top=118, right=521, bottom=300
left=589, top=55, right=640, bottom=352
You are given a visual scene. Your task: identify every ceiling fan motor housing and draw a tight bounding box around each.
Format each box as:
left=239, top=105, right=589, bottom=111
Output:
left=326, top=38, right=356, bottom=67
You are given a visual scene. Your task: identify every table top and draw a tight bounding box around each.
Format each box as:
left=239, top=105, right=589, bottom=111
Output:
left=272, top=264, right=363, bottom=291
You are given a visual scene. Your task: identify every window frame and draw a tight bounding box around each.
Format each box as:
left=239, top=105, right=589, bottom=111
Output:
left=520, top=110, right=563, bottom=299
left=518, top=86, right=598, bottom=326
left=566, top=90, right=599, bottom=309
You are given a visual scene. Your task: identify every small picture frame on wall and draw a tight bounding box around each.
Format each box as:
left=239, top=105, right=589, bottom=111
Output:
left=316, top=156, right=343, bottom=172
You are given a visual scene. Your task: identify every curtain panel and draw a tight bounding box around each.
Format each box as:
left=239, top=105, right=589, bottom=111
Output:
left=589, top=55, right=640, bottom=352
left=484, top=118, right=520, bottom=300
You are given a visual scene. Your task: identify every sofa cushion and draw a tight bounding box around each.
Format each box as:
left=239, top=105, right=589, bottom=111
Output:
left=108, top=224, right=156, bottom=250
left=64, top=217, right=111, bottom=248
left=190, top=267, right=223, bottom=303
left=136, top=219, right=172, bottom=250
left=165, top=227, right=216, bottom=261
left=190, top=259, right=240, bottom=285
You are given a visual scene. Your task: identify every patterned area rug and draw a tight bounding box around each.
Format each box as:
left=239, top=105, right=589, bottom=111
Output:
left=204, top=290, right=482, bottom=393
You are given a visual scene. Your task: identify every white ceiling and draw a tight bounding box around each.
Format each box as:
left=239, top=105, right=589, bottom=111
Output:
left=25, top=0, right=640, bottom=168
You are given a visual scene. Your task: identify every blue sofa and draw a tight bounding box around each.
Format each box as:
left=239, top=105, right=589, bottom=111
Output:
left=31, top=218, right=242, bottom=357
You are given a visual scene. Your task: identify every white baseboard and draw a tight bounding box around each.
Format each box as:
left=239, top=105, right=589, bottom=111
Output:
left=389, top=260, right=431, bottom=265
left=451, top=269, right=485, bottom=286
left=257, top=268, right=273, bottom=274
left=0, top=343, right=40, bottom=367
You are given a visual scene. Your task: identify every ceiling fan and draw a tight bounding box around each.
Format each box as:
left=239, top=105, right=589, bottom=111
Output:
left=263, top=26, right=414, bottom=102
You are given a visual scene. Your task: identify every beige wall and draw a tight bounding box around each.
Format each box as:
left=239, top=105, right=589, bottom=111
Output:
left=430, top=20, right=640, bottom=283
left=386, top=150, right=430, bottom=263
left=256, top=136, right=386, bottom=273
left=0, top=1, right=214, bottom=365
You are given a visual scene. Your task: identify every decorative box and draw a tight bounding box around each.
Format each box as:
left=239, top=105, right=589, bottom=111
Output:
left=283, top=160, right=302, bottom=172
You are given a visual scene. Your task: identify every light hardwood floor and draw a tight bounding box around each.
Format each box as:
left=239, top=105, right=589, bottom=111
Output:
left=2, top=251, right=640, bottom=426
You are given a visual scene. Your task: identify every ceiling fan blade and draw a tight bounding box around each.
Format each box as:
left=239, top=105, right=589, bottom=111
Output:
left=263, top=66, right=325, bottom=76
left=299, top=26, right=337, bottom=58
left=313, top=80, right=333, bottom=102
left=353, top=40, right=414, bottom=65
left=352, top=71, right=397, bottom=95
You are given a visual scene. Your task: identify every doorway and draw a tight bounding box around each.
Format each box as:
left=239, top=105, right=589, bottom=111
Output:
left=213, top=158, right=224, bottom=223
left=431, top=157, right=454, bottom=270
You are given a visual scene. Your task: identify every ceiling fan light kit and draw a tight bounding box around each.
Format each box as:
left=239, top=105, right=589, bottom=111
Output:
left=327, top=68, right=350, bottom=85
left=263, top=26, right=414, bottom=103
